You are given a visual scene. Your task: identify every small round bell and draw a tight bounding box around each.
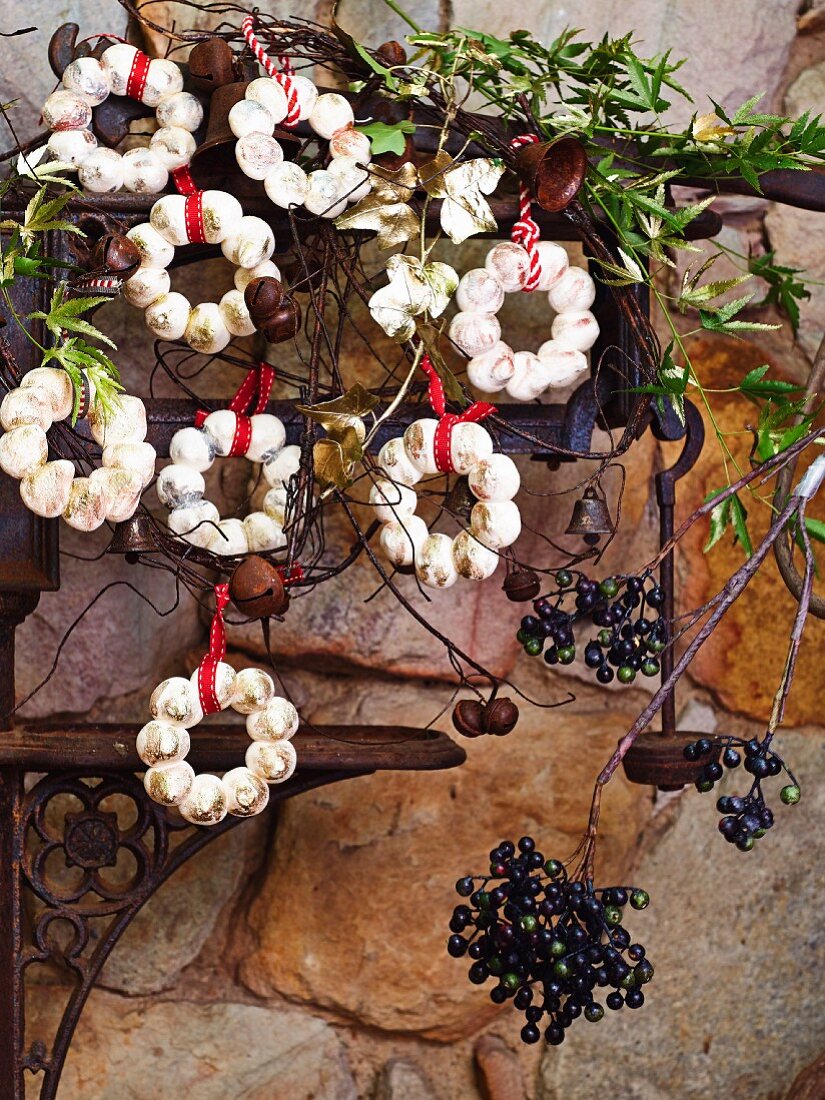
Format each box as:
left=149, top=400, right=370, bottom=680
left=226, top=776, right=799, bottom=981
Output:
left=229, top=555, right=289, bottom=619
left=622, top=730, right=723, bottom=792
left=93, top=233, right=142, bottom=278
left=515, top=136, right=588, bottom=212
left=502, top=567, right=541, bottom=602
left=565, top=486, right=613, bottom=545
left=187, top=37, right=236, bottom=92
left=244, top=277, right=301, bottom=343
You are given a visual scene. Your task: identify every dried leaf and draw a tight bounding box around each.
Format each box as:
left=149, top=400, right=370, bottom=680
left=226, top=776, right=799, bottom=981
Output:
left=313, top=427, right=362, bottom=492
left=334, top=195, right=419, bottom=249
left=296, top=383, right=379, bottom=436
left=692, top=113, right=736, bottom=143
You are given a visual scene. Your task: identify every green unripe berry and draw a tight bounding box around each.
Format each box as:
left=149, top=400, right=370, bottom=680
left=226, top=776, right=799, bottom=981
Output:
left=584, top=1002, right=605, bottom=1022
left=488, top=954, right=504, bottom=975
left=641, top=659, right=660, bottom=677
left=557, top=644, right=576, bottom=664
left=648, top=638, right=666, bottom=653
left=620, top=971, right=637, bottom=990
left=599, top=577, right=619, bottom=598
left=502, top=972, right=520, bottom=990
left=695, top=777, right=714, bottom=793
left=524, top=637, right=544, bottom=656
left=555, top=570, right=573, bottom=588
left=780, top=784, right=801, bottom=805
left=545, top=859, right=564, bottom=878
left=598, top=629, right=613, bottom=647
left=604, top=905, right=621, bottom=925
left=617, top=666, right=636, bottom=684
left=549, top=939, right=567, bottom=957
left=520, top=915, right=537, bottom=932
left=516, top=629, right=529, bottom=644
left=477, top=891, right=491, bottom=910
left=553, top=960, right=571, bottom=979
left=753, top=827, right=767, bottom=839
left=630, top=890, right=650, bottom=910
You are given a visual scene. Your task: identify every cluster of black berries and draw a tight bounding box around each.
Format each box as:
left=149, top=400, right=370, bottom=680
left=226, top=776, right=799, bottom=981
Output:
left=516, top=571, right=666, bottom=685
left=447, top=837, right=652, bottom=1046
left=684, top=735, right=801, bottom=852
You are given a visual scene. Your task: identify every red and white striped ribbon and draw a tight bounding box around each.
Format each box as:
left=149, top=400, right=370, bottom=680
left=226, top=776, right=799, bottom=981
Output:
left=125, top=49, right=151, bottom=101
left=241, top=13, right=300, bottom=128
left=420, top=355, right=496, bottom=474
left=171, top=166, right=197, bottom=196
left=194, top=362, right=276, bottom=457
left=510, top=134, right=542, bottom=293
left=196, top=583, right=230, bottom=713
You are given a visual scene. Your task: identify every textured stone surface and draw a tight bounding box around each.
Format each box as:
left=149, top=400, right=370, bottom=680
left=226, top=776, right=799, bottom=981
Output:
left=448, top=0, right=798, bottom=125
left=50, top=991, right=357, bottom=1099
left=374, top=1058, right=438, bottom=1100
left=675, top=335, right=825, bottom=726
left=539, top=730, right=825, bottom=1100
left=240, top=680, right=650, bottom=1037
left=765, top=61, right=825, bottom=361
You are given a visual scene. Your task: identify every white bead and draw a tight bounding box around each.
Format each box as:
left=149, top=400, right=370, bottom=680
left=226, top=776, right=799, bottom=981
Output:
left=450, top=422, right=494, bottom=476
left=369, top=478, right=417, bottom=523
left=167, top=500, right=219, bottom=548
left=247, top=414, right=286, bottom=463
left=262, top=488, right=286, bottom=525
left=467, top=342, right=515, bottom=393
left=142, top=58, right=184, bottom=108
left=89, top=465, right=143, bottom=522
left=169, top=427, right=215, bottom=471
left=243, top=510, right=286, bottom=552
left=149, top=194, right=189, bottom=245
left=309, top=93, right=354, bottom=139
left=245, top=739, right=297, bottom=784
left=144, top=761, right=195, bottom=807
left=456, top=269, right=505, bottom=314
left=470, top=500, right=522, bottom=549
left=327, top=155, right=370, bottom=203
left=0, top=424, right=47, bottom=478
left=220, top=216, right=275, bottom=269
left=1, top=388, right=52, bottom=431
left=234, top=259, right=282, bottom=293
left=121, top=147, right=168, bottom=193
left=468, top=454, right=521, bottom=502
left=199, top=190, right=244, bottom=244
left=379, top=515, right=429, bottom=567
left=534, top=241, right=569, bottom=292
left=189, top=660, right=236, bottom=709
left=246, top=78, right=288, bottom=124
left=42, top=89, right=92, bottom=131
left=290, top=76, right=318, bottom=121
left=263, top=444, right=300, bottom=487
left=20, top=368, right=74, bottom=421
left=485, top=242, right=530, bottom=292
left=228, top=99, right=274, bottom=140
left=136, top=721, right=190, bottom=767
left=536, top=343, right=589, bottom=388
left=150, top=676, right=204, bottom=727
left=61, top=57, right=111, bottom=106
left=156, top=463, right=205, bottom=508
left=551, top=310, right=599, bottom=352
left=304, top=170, right=346, bottom=218
left=264, top=161, right=309, bottom=208
left=231, top=668, right=276, bottom=714
left=127, top=222, right=174, bottom=268
left=47, top=129, right=97, bottom=166
left=415, top=532, right=458, bottom=589
left=217, top=289, right=256, bottom=338
left=201, top=410, right=237, bottom=457
left=548, top=266, right=596, bottom=313
left=235, top=131, right=284, bottom=180
left=329, top=126, right=371, bottom=162
left=150, top=126, right=196, bottom=171
left=449, top=312, right=501, bottom=358
left=246, top=697, right=299, bottom=741
left=63, top=476, right=107, bottom=531
left=155, top=91, right=203, bottom=132
left=88, top=394, right=147, bottom=446
left=179, top=773, right=228, bottom=826
left=505, top=350, right=550, bottom=401
left=403, top=418, right=439, bottom=474
left=185, top=303, right=231, bottom=354
left=78, top=148, right=124, bottom=193
left=102, top=441, right=156, bottom=486
left=377, top=437, right=422, bottom=487
left=145, top=292, right=191, bottom=340
left=123, top=266, right=170, bottom=308
left=452, top=529, right=500, bottom=581
left=223, top=767, right=270, bottom=817
left=206, top=517, right=248, bottom=556
left=101, top=44, right=140, bottom=96
left=20, top=460, right=75, bottom=518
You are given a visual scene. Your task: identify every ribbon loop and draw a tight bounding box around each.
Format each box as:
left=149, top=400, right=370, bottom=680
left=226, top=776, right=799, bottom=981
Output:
left=196, top=583, right=231, bottom=713
left=419, top=355, right=496, bottom=473
left=510, top=134, right=542, bottom=293
left=241, top=14, right=301, bottom=128
left=125, top=49, right=151, bottom=101
left=195, top=363, right=276, bottom=454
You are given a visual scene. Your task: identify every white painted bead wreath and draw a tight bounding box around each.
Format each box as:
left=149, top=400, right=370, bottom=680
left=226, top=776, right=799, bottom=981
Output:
left=373, top=393, right=521, bottom=589
left=122, top=191, right=278, bottom=352
left=139, top=585, right=299, bottom=826
left=43, top=45, right=202, bottom=192
left=158, top=401, right=299, bottom=556
left=450, top=241, right=600, bottom=402
left=0, top=368, right=155, bottom=530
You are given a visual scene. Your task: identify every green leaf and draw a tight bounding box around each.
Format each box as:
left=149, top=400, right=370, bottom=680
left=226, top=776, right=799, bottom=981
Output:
left=355, top=120, right=416, bottom=156
left=730, top=494, right=753, bottom=557
left=803, top=517, right=825, bottom=544
left=704, top=491, right=732, bottom=552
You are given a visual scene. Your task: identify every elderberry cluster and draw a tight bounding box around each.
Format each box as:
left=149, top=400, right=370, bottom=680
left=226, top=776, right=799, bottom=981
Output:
left=684, top=735, right=801, bottom=851
left=447, top=837, right=652, bottom=1046
left=516, top=571, right=667, bottom=686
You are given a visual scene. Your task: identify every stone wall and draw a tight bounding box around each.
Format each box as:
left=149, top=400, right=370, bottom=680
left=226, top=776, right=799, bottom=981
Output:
left=3, top=1, right=824, bottom=1097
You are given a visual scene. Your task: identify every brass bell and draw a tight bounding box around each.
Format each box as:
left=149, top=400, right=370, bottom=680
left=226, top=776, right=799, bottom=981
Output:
left=565, top=486, right=613, bottom=545
left=106, top=513, right=158, bottom=563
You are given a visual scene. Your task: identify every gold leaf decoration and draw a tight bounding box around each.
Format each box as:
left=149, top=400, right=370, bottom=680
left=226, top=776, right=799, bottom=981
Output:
left=313, top=426, right=363, bottom=492
left=296, top=383, right=379, bottom=436
left=334, top=163, right=419, bottom=249
left=439, top=157, right=505, bottom=244
left=368, top=255, right=459, bottom=342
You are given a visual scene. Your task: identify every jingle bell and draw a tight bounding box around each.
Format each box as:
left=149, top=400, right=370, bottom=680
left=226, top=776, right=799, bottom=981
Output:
left=515, top=136, right=588, bottom=212
left=187, top=37, right=236, bottom=92
left=565, top=486, right=614, bottom=545
left=502, top=567, right=541, bottom=602
left=244, top=277, right=302, bottom=343
left=229, top=555, right=289, bottom=619
left=106, top=512, right=159, bottom=562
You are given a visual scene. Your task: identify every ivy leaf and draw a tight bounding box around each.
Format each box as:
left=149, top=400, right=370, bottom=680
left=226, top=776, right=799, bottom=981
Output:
left=313, top=428, right=362, bottom=492
left=355, top=120, right=416, bottom=156
left=296, top=383, right=379, bottom=436
left=704, top=491, right=732, bottom=552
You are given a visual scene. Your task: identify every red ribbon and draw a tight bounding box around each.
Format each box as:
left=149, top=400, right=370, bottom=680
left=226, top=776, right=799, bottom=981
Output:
left=510, top=134, right=542, bottom=293
left=194, top=362, right=276, bottom=457
left=196, top=583, right=230, bottom=714
left=171, top=166, right=197, bottom=196
left=419, top=355, right=496, bottom=473
left=241, top=14, right=301, bottom=128
left=183, top=190, right=207, bottom=244
left=125, top=49, right=151, bottom=101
